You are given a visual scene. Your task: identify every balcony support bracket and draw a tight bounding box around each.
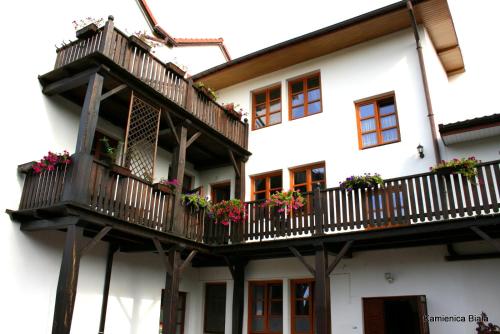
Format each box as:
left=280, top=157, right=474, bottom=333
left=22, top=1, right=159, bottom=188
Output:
left=327, top=240, right=354, bottom=275
left=470, top=226, right=500, bottom=252
left=186, top=131, right=202, bottom=149
left=100, top=84, right=127, bottom=102
left=288, top=246, right=315, bottom=275
left=81, top=226, right=112, bottom=255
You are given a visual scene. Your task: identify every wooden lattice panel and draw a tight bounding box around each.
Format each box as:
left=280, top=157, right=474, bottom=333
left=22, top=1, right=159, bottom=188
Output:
left=124, top=93, right=160, bottom=181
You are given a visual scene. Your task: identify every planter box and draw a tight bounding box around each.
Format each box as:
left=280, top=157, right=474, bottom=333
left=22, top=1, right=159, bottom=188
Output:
left=110, top=164, right=132, bottom=177
left=165, top=62, right=186, bottom=77
left=129, top=35, right=152, bottom=52
left=153, top=183, right=173, bottom=194
left=434, top=166, right=456, bottom=176
left=76, top=23, right=98, bottom=39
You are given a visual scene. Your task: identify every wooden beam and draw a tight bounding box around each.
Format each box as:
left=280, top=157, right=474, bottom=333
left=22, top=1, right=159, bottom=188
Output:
left=171, top=126, right=188, bottom=234
left=42, top=67, right=100, bottom=96
left=163, top=110, right=179, bottom=144
left=186, top=131, right=202, bottom=148
left=81, top=226, right=112, bottom=255
left=162, top=249, right=181, bottom=334
left=52, top=225, right=85, bottom=334
left=445, top=252, right=500, bottom=262
left=228, top=149, right=240, bottom=177
left=179, top=250, right=198, bottom=273
left=100, top=84, right=127, bottom=102
left=471, top=226, right=500, bottom=253
left=223, top=256, right=236, bottom=278
left=231, top=260, right=246, bottom=334
left=327, top=240, right=353, bottom=275
left=314, top=246, right=331, bottom=334
left=153, top=238, right=173, bottom=274
left=158, top=128, right=173, bottom=136
left=75, top=72, right=104, bottom=154
left=288, top=246, right=315, bottom=275
left=98, top=244, right=118, bottom=334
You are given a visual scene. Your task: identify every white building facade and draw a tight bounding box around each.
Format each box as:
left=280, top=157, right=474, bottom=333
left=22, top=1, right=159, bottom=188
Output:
left=1, top=1, right=499, bottom=334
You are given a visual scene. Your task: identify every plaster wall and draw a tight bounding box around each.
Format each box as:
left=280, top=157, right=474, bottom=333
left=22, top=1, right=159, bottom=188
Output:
left=218, top=29, right=439, bottom=200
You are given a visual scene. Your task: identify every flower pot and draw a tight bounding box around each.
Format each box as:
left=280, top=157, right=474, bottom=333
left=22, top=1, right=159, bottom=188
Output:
left=110, top=164, right=131, bottom=177
left=129, top=35, right=152, bottom=52
left=153, top=183, right=172, bottom=193
left=434, top=166, right=456, bottom=176
left=76, top=23, right=98, bottom=39
left=165, top=62, right=186, bottom=77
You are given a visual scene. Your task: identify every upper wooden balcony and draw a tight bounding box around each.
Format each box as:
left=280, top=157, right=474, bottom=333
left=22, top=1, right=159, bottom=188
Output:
left=12, top=159, right=500, bottom=256
left=39, top=17, right=248, bottom=151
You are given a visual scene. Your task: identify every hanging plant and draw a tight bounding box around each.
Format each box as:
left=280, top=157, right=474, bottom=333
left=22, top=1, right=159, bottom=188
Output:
left=431, top=156, right=480, bottom=181
left=339, top=173, right=384, bottom=191
left=263, top=190, right=306, bottom=213
left=32, top=151, right=71, bottom=174
left=181, top=193, right=210, bottom=211
left=210, top=199, right=246, bottom=226
left=193, top=82, right=218, bottom=101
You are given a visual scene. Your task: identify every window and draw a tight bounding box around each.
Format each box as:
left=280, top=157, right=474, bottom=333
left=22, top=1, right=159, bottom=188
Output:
left=252, top=172, right=283, bottom=201
left=249, top=281, right=283, bottom=334
left=289, top=73, right=322, bottom=120
left=160, top=291, right=186, bottom=334
left=291, top=280, right=314, bottom=334
left=204, top=283, right=227, bottom=334
left=253, top=86, right=282, bottom=130
left=290, top=163, right=326, bottom=193
left=211, top=182, right=231, bottom=203
left=356, top=94, right=400, bottom=149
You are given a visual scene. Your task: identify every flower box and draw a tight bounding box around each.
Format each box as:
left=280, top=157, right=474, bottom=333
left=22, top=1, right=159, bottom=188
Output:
left=339, top=174, right=384, bottom=191
left=165, top=62, right=186, bottom=77
left=434, top=166, right=456, bottom=176
left=153, top=183, right=172, bottom=193
left=110, top=164, right=131, bottom=177
left=129, top=35, right=152, bottom=52
left=430, top=157, right=480, bottom=181
left=76, top=23, right=98, bottom=39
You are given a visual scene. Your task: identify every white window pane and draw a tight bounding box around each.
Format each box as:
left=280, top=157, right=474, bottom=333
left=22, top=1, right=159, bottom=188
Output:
left=359, top=103, right=375, bottom=118
left=307, top=88, right=321, bottom=101
left=380, top=115, right=396, bottom=129
left=379, top=99, right=395, bottom=115
left=270, top=101, right=281, bottom=112
left=382, top=128, right=398, bottom=142
left=308, top=101, right=321, bottom=114
left=256, top=104, right=266, bottom=116
left=361, top=118, right=376, bottom=132
left=292, top=93, right=304, bottom=107
left=362, top=132, right=378, bottom=147
left=269, top=112, right=281, bottom=125
left=255, top=116, right=266, bottom=129
left=292, top=106, right=304, bottom=118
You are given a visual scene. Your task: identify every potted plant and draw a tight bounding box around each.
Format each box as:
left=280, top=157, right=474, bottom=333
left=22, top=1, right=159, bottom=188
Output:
left=153, top=178, right=179, bottom=193
left=476, top=312, right=500, bottom=333
left=339, top=173, right=384, bottom=191
left=100, top=137, right=131, bottom=177
left=72, top=17, right=104, bottom=39
left=264, top=190, right=306, bottom=214
left=129, top=31, right=161, bottom=52
left=32, top=151, right=72, bottom=174
left=193, top=82, right=218, bottom=101
left=431, top=156, right=480, bottom=181
left=223, top=103, right=245, bottom=120
left=181, top=193, right=210, bottom=212
left=210, top=199, right=246, bottom=226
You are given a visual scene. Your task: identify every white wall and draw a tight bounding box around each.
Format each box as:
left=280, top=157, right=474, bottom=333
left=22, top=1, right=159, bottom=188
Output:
left=218, top=29, right=438, bottom=201
left=198, top=243, right=500, bottom=334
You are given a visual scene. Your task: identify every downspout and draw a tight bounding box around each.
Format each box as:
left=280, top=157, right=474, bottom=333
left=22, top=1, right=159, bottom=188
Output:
left=406, top=0, right=442, bottom=164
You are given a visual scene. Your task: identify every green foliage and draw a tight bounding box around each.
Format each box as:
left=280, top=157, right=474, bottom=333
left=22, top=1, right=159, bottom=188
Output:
left=431, top=156, right=480, bottom=181
left=99, top=137, right=117, bottom=162
left=181, top=193, right=210, bottom=211
left=339, top=173, right=384, bottom=191
left=193, top=82, right=218, bottom=101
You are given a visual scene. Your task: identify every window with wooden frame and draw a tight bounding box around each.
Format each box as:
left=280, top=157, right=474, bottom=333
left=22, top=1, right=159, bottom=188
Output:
left=253, top=86, right=282, bottom=130
left=356, top=94, right=400, bottom=149
left=248, top=281, right=283, bottom=334
left=290, top=163, right=326, bottom=193
left=290, top=279, right=314, bottom=334
left=204, top=283, right=227, bottom=334
left=289, top=73, right=322, bottom=120
left=251, top=172, right=283, bottom=201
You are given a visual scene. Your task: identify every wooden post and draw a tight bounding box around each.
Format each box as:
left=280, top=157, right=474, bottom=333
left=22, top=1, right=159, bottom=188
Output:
left=314, top=245, right=331, bottom=334
left=52, top=225, right=85, bottom=334
left=98, top=244, right=118, bottom=334
left=99, top=16, right=115, bottom=56
left=313, top=183, right=324, bottom=235
left=231, top=260, right=246, bottom=334
left=171, top=125, right=188, bottom=234
left=62, top=72, right=104, bottom=204
left=161, top=249, right=181, bottom=334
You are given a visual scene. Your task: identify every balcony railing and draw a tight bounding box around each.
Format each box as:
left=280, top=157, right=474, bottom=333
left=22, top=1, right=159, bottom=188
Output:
left=52, top=21, right=247, bottom=149
left=18, top=160, right=500, bottom=245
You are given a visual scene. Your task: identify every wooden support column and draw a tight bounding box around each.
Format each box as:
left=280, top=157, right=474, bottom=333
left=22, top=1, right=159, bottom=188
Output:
left=161, top=249, right=181, bottom=334
left=62, top=72, right=104, bottom=204
left=52, top=225, right=85, bottom=334
left=314, top=245, right=331, bottom=334
left=171, top=125, right=188, bottom=234
left=98, top=244, right=118, bottom=334
left=226, top=258, right=247, bottom=334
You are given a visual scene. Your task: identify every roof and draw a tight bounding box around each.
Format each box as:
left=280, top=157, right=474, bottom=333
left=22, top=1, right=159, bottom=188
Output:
left=193, top=0, right=464, bottom=90
left=439, top=114, right=500, bottom=145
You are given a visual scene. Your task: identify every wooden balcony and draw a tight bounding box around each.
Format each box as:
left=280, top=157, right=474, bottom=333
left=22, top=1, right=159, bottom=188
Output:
left=13, top=159, right=500, bottom=251
left=42, top=18, right=247, bottom=150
